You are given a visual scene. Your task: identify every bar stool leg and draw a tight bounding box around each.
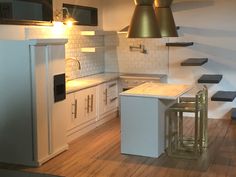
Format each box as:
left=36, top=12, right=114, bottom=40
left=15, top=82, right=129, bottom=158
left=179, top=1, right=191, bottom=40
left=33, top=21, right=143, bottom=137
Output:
left=203, top=107, right=208, bottom=148
left=178, top=111, right=183, bottom=148
left=168, top=111, right=173, bottom=155
left=173, top=111, right=179, bottom=152
left=199, top=109, right=204, bottom=153
left=194, top=110, right=199, bottom=156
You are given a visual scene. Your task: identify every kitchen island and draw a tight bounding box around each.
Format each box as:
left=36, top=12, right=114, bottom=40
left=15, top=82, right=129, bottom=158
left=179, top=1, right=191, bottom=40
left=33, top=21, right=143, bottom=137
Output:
left=120, top=82, right=192, bottom=158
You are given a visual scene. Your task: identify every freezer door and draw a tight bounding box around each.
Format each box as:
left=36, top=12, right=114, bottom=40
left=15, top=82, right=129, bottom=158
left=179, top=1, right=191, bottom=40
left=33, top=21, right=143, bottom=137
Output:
left=0, top=41, right=34, bottom=166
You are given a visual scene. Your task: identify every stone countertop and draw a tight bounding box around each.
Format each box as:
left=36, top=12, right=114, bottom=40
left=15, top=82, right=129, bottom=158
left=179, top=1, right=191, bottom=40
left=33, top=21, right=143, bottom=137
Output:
left=119, top=73, right=167, bottom=80
left=66, top=72, right=168, bottom=94
left=66, top=72, right=120, bottom=94
left=120, top=82, right=192, bottom=100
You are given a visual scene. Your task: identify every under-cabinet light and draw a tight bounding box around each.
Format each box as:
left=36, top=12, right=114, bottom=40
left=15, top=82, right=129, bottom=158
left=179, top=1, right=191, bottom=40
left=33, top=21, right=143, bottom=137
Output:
left=80, top=31, right=96, bottom=36
left=80, top=48, right=96, bottom=53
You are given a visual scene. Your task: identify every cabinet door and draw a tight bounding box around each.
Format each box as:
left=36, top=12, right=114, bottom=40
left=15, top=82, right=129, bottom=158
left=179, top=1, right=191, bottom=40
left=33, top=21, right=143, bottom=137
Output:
left=74, top=89, right=87, bottom=125
left=66, top=93, right=77, bottom=130
left=87, top=87, right=97, bottom=121
left=98, top=83, right=107, bottom=116
left=74, top=86, right=97, bottom=125
left=66, top=90, right=87, bottom=130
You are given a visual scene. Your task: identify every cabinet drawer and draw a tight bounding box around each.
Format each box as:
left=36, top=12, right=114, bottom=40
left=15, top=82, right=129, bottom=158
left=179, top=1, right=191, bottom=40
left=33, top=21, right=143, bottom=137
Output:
left=107, top=80, right=118, bottom=96
left=107, top=95, right=118, bottom=110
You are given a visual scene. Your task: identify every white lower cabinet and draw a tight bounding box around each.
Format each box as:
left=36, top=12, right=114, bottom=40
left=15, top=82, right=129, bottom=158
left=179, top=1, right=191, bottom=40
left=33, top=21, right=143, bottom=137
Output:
left=98, top=80, right=118, bottom=119
left=66, top=79, right=119, bottom=142
left=66, top=86, right=97, bottom=142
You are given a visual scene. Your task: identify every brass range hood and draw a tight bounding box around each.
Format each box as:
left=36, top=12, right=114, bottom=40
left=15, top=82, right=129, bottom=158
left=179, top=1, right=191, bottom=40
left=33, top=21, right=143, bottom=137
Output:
left=127, top=0, right=161, bottom=38
left=121, top=0, right=178, bottom=38
left=155, top=0, right=178, bottom=37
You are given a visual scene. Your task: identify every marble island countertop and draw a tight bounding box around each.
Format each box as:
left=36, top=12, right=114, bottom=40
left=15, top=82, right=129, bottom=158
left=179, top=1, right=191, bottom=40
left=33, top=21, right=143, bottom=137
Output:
left=120, top=82, right=192, bottom=100
left=66, top=72, right=120, bottom=94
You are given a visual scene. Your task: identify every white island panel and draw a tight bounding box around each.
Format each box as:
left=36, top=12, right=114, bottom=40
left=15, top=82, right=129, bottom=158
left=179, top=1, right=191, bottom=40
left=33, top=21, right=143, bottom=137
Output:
left=120, top=83, right=192, bottom=158
left=121, top=96, right=175, bottom=157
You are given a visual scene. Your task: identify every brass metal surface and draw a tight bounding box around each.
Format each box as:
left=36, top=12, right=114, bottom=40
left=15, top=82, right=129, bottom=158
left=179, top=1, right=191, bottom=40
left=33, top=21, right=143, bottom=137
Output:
left=127, top=2, right=161, bottom=38
left=154, top=0, right=178, bottom=37
left=135, top=0, right=154, bottom=5
left=155, top=7, right=178, bottom=37
left=155, top=0, right=173, bottom=7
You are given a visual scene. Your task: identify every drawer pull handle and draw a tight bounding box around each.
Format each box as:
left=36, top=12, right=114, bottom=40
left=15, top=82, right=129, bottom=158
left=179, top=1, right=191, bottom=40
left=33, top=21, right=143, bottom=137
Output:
left=110, top=97, right=118, bottom=102
left=74, top=99, right=78, bottom=119
left=109, top=83, right=117, bottom=88
left=91, top=94, right=94, bottom=112
left=72, top=99, right=78, bottom=119
left=87, top=96, right=90, bottom=113
left=104, top=88, right=108, bottom=105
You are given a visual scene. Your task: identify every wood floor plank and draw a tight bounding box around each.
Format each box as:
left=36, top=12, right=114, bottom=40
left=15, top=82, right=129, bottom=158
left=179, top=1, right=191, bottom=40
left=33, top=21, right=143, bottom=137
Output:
left=0, top=117, right=236, bottom=177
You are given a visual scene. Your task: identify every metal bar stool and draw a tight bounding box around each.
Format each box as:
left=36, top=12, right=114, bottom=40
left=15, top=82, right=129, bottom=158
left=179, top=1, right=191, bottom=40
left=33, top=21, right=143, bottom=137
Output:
left=166, top=89, right=205, bottom=159
left=179, top=85, right=208, bottom=148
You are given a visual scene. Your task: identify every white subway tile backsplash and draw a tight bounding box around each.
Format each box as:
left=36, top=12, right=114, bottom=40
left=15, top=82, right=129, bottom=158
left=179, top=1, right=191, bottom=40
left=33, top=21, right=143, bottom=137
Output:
left=105, top=34, right=169, bottom=74
left=25, top=25, right=168, bottom=79
left=65, top=26, right=104, bottom=79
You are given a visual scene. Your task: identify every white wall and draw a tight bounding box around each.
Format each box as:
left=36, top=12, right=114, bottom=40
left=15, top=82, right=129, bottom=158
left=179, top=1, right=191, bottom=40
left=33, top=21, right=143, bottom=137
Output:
left=104, top=34, right=169, bottom=75
left=102, top=0, right=134, bottom=31
left=102, top=0, right=236, bottom=118
left=169, top=0, right=236, bottom=118
left=0, top=25, right=26, bottom=40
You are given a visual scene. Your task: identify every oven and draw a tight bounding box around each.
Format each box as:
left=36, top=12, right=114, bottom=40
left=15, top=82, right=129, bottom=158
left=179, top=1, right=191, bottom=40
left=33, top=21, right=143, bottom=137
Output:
left=119, top=74, right=167, bottom=92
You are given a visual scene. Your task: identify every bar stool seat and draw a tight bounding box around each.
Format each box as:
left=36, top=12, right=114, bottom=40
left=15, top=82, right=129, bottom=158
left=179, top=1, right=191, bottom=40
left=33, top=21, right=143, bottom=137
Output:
left=166, top=89, right=205, bottom=159
left=170, top=102, right=203, bottom=112
left=179, top=97, right=195, bottom=103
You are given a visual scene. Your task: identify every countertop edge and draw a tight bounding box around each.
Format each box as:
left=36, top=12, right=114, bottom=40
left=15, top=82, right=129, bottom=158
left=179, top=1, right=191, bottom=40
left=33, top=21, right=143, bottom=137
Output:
left=119, top=93, right=178, bottom=100
left=66, top=76, right=119, bottom=94
left=119, top=83, right=193, bottom=100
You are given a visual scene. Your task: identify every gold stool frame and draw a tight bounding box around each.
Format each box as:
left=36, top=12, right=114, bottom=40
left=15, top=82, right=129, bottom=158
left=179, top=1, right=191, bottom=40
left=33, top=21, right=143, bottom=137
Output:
left=166, top=88, right=206, bottom=159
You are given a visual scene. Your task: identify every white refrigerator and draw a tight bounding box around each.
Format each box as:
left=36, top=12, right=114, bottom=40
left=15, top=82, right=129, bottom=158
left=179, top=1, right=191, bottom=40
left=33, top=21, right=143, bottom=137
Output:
left=0, top=39, right=68, bottom=166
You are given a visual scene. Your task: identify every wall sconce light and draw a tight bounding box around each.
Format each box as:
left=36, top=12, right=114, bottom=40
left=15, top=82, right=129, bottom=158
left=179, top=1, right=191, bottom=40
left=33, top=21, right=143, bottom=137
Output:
left=54, top=7, right=77, bottom=27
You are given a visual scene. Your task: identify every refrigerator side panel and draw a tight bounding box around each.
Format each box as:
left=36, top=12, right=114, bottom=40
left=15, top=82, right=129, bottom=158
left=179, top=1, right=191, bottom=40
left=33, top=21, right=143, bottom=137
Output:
left=0, top=41, right=34, bottom=165
left=30, top=45, right=50, bottom=164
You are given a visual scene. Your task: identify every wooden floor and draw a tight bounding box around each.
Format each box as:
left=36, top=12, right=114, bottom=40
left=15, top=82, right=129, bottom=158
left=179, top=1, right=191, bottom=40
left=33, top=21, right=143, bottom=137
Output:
left=1, top=117, right=236, bottom=177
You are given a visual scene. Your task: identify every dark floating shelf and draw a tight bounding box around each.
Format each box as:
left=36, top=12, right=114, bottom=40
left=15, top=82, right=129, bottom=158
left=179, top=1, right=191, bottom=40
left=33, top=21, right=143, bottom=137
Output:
left=232, top=108, right=236, bottom=120
left=211, top=91, right=236, bottom=102
left=181, top=58, right=208, bottom=66
left=166, top=42, right=194, bottom=47
left=198, top=74, right=223, bottom=84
